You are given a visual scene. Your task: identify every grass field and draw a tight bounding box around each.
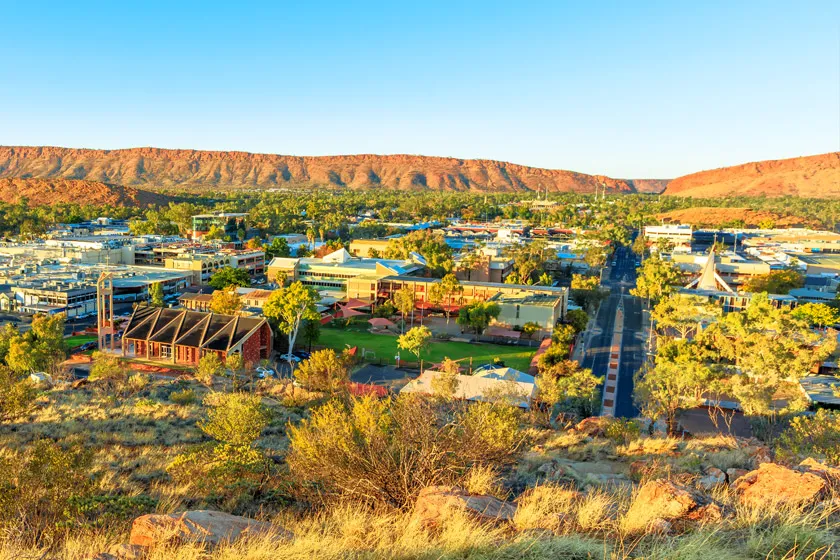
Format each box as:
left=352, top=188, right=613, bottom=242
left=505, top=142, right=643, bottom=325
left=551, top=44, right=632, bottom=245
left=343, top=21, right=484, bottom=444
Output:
left=63, top=334, right=97, bottom=349
left=316, top=327, right=536, bottom=371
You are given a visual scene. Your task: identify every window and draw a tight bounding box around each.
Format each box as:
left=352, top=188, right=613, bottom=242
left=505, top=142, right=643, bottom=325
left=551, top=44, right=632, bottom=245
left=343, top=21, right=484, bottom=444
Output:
left=160, top=345, right=172, bottom=359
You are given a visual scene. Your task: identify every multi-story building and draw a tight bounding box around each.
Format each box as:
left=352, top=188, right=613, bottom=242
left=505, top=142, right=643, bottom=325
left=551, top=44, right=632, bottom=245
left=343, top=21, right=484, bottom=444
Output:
left=348, top=238, right=392, bottom=257
left=453, top=248, right=515, bottom=283
left=164, top=254, right=231, bottom=285
left=267, top=248, right=425, bottom=292
left=644, top=224, right=693, bottom=248
left=1, top=264, right=192, bottom=317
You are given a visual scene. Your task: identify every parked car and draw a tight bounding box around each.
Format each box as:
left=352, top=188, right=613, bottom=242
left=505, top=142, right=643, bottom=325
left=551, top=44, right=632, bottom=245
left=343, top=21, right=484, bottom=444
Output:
left=292, top=350, right=311, bottom=361
left=279, top=353, right=301, bottom=363
left=255, top=366, right=276, bottom=379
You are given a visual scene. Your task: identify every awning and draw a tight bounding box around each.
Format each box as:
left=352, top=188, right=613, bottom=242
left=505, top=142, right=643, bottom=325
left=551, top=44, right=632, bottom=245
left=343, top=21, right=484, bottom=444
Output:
left=368, top=317, right=396, bottom=328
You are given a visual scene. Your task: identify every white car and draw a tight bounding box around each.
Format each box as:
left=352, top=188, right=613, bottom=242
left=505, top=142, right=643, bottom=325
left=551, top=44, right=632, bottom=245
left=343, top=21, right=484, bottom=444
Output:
left=255, top=366, right=275, bottom=379
left=279, top=354, right=301, bottom=363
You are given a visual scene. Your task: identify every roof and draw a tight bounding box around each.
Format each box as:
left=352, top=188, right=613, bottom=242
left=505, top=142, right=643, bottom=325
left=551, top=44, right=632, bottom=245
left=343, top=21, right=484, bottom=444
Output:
left=800, top=375, right=840, bottom=406
left=473, top=367, right=535, bottom=383
left=484, top=326, right=521, bottom=339
left=400, top=370, right=536, bottom=408
left=123, top=306, right=268, bottom=352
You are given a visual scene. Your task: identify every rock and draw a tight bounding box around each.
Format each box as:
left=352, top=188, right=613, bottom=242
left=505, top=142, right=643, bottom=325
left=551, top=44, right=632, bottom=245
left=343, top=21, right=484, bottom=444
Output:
left=747, top=445, right=772, bottom=468
left=647, top=518, right=672, bottom=535
left=798, top=458, right=840, bottom=487
left=29, top=371, right=53, bottom=388
left=71, top=377, right=89, bottom=389
left=574, top=417, right=611, bottom=438
left=726, top=468, right=749, bottom=482
left=732, top=463, right=826, bottom=508
left=412, top=486, right=517, bottom=528
left=129, top=510, right=287, bottom=549
left=698, top=467, right=726, bottom=490
left=624, top=479, right=723, bottom=534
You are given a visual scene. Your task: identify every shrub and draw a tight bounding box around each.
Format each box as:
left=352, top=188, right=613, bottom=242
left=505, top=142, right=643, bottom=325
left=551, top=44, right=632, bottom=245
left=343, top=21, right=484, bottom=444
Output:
left=0, top=365, right=36, bottom=422
left=778, top=410, right=840, bottom=464
left=604, top=418, right=641, bottom=445
left=294, top=349, right=350, bottom=393
left=514, top=484, right=579, bottom=532
left=0, top=438, right=94, bottom=540
left=287, top=395, right=523, bottom=507
left=169, top=388, right=198, bottom=405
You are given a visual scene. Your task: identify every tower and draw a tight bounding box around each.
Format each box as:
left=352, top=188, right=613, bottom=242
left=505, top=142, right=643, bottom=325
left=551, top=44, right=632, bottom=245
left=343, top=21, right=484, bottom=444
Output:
left=97, top=272, right=116, bottom=351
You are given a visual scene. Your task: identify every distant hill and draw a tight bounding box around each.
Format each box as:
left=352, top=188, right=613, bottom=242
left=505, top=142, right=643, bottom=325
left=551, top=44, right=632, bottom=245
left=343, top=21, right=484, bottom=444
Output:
left=663, top=152, right=840, bottom=198
left=0, top=177, right=169, bottom=207
left=656, top=207, right=815, bottom=228
left=0, top=146, right=667, bottom=194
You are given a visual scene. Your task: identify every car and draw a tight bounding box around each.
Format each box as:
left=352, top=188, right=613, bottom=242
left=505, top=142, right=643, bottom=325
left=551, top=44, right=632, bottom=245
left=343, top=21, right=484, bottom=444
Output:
left=292, top=350, right=311, bottom=360
left=255, top=366, right=276, bottom=379
left=279, top=353, right=301, bottom=363
left=611, top=261, right=617, bottom=266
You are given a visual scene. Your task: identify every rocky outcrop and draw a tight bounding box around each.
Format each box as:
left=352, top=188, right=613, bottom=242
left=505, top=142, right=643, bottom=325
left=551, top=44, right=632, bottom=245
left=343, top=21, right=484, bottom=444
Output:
left=573, top=417, right=612, bottom=438
left=411, top=486, right=517, bottom=528
left=0, top=146, right=653, bottom=194
left=663, top=152, right=840, bottom=198
left=731, top=463, right=827, bottom=508
left=128, top=510, right=288, bottom=548
left=623, top=480, right=724, bottom=534
left=0, top=177, right=168, bottom=207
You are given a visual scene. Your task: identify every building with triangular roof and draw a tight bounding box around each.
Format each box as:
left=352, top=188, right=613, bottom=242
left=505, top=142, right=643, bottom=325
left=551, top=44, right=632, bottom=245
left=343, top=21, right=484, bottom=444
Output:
left=121, top=305, right=272, bottom=365
left=685, top=248, right=734, bottom=293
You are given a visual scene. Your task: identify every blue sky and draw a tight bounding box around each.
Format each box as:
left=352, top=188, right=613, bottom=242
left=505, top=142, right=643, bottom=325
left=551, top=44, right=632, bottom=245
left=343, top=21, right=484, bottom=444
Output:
left=1, top=0, right=838, bottom=178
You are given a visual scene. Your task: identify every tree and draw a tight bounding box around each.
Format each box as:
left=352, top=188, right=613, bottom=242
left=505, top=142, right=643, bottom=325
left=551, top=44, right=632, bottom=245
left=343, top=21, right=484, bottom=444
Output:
left=631, top=254, right=682, bottom=303
left=264, top=237, right=291, bottom=259
left=245, top=237, right=263, bottom=250
left=651, top=293, right=721, bottom=339
left=427, top=273, right=462, bottom=323
left=294, top=349, right=350, bottom=392
left=263, top=281, right=321, bottom=368
left=521, top=322, right=541, bottom=340
left=210, top=287, right=243, bottom=315
left=208, top=266, right=250, bottom=290
left=385, top=230, right=454, bottom=277
left=634, top=341, right=716, bottom=435
left=393, top=287, right=415, bottom=333
left=536, top=359, right=602, bottom=418
left=5, top=338, right=41, bottom=374
left=431, top=358, right=461, bottom=401
left=792, top=302, right=840, bottom=329
left=456, top=301, right=501, bottom=336
left=301, top=319, right=321, bottom=352
left=571, top=274, right=600, bottom=291
left=88, top=351, right=134, bottom=394
left=398, top=326, right=432, bottom=362
left=195, top=352, right=224, bottom=385
left=0, top=365, right=36, bottom=422
left=743, top=268, right=804, bottom=295
left=583, top=245, right=608, bottom=270
left=148, top=282, right=164, bottom=307
left=564, top=309, right=589, bottom=334
left=631, top=235, right=647, bottom=257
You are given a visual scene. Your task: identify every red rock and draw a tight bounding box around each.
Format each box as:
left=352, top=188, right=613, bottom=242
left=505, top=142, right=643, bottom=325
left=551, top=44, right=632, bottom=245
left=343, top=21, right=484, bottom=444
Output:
left=411, top=486, right=517, bottom=528
left=732, top=463, right=826, bottom=508
left=573, top=417, right=611, bottom=438
left=624, top=479, right=723, bottom=534
left=129, top=510, right=288, bottom=548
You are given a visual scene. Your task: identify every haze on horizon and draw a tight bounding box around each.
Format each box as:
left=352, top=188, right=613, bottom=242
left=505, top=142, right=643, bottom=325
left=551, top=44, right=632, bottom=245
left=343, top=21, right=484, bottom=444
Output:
left=0, top=0, right=837, bottom=179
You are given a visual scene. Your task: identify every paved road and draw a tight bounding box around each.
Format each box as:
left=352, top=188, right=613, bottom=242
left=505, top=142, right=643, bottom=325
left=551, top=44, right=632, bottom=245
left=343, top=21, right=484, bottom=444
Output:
left=581, top=245, right=645, bottom=418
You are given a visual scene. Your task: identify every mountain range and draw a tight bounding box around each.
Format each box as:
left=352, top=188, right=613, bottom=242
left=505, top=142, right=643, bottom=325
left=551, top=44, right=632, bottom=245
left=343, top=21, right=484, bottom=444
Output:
left=0, top=146, right=836, bottom=206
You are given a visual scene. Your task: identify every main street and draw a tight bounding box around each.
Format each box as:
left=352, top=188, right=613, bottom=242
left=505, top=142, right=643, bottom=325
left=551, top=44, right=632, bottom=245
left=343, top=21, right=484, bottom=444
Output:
left=581, top=245, right=645, bottom=418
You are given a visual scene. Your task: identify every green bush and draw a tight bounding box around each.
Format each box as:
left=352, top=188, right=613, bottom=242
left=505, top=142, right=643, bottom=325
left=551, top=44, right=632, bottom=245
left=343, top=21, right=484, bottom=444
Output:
left=604, top=418, right=641, bottom=445
left=778, top=410, right=840, bottom=464
left=169, top=388, right=198, bottom=405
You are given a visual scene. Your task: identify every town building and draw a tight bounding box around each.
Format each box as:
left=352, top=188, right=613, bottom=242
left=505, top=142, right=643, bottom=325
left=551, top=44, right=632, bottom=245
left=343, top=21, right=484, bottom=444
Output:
left=453, top=247, right=515, bottom=283
left=0, top=264, right=192, bottom=317
left=487, top=291, right=565, bottom=330
left=348, top=238, right=392, bottom=258
left=644, top=224, right=693, bottom=249
left=267, top=248, right=425, bottom=293
left=121, top=306, right=272, bottom=366
left=400, top=367, right=537, bottom=408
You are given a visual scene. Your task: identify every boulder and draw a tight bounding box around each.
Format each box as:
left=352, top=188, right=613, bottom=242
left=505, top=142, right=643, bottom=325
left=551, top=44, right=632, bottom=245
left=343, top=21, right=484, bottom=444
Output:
left=412, top=486, right=517, bottom=528
left=732, top=463, right=826, bottom=508
left=573, top=417, right=611, bottom=438
left=129, top=510, right=288, bottom=549
left=624, top=479, right=723, bottom=534
left=798, top=458, right=840, bottom=487
left=697, top=467, right=726, bottom=490
left=108, top=544, right=146, bottom=559
left=726, top=468, right=749, bottom=482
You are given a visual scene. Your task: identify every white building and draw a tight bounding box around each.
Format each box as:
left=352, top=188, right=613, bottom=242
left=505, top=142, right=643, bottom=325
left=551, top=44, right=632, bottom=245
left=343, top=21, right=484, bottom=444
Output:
left=644, top=224, right=693, bottom=248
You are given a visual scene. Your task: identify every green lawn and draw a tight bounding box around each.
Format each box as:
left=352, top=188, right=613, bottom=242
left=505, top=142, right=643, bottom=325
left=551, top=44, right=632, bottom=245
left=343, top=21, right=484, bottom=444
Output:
left=316, top=327, right=536, bottom=371
left=63, top=335, right=97, bottom=349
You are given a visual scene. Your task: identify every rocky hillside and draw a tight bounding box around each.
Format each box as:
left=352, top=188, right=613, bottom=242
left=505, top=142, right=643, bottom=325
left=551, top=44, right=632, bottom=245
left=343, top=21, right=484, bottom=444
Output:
left=0, top=146, right=666, bottom=194
left=656, top=207, right=814, bottom=228
left=0, top=177, right=169, bottom=207
left=663, top=152, right=840, bottom=198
